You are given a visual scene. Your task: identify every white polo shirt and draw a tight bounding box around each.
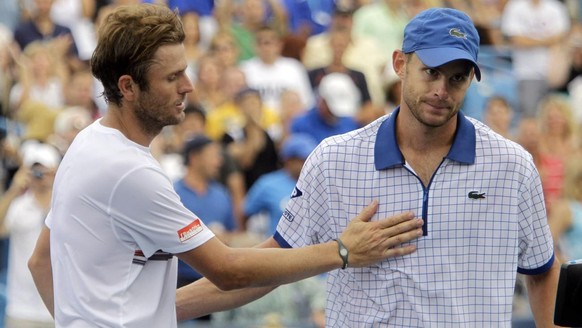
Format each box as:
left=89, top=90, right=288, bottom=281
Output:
left=275, top=108, right=554, bottom=327
left=47, top=120, right=215, bottom=327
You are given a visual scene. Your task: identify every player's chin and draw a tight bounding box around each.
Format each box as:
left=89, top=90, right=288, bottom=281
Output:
left=164, top=111, right=185, bottom=126
left=420, top=115, right=453, bottom=128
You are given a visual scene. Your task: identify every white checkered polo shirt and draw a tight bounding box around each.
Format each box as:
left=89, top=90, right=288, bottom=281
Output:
left=274, top=109, right=554, bottom=327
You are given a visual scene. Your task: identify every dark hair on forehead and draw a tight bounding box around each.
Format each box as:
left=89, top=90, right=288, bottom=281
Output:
left=91, top=4, right=185, bottom=107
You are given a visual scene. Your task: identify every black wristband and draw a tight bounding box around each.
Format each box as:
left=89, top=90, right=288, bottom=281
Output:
left=334, top=238, right=349, bottom=270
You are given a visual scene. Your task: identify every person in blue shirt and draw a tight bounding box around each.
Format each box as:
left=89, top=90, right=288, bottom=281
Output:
left=244, top=133, right=317, bottom=236
left=14, top=0, right=80, bottom=60
left=173, top=135, right=237, bottom=288
left=290, top=72, right=360, bottom=143
left=281, top=0, right=338, bottom=37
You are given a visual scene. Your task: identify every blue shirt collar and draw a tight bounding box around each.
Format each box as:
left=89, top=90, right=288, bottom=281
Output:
left=374, top=107, right=476, bottom=170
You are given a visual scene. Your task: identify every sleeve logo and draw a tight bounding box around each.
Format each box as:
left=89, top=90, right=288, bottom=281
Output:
left=178, top=219, right=203, bottom=243
left=290, top=186, right=303, bottom=199
left=283, top=209, right=295, bottom=222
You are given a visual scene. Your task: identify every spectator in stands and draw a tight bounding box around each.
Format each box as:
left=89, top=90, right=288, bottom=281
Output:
left=240, top=25, right=314, bottom=113
left=537, top=93, right=580, bottom=213
left=205, top=67, right=249, bottom=140
left=279, top=89, right=307, bottom=139
left=280, top=0, right=337, bottom=37
left=244, top=133, right=317, bottom=237
left=154, top=103, right=248, bottom=231
left=188, top=55, right=224, bottom=111
left=173, top=134, right=238, bottom=289
left=0, top=141, right=60, bottom=328
left=223, top=88, right=280, bottom=190
left=216, top=0, right=286, bottom=61
left=501, top=0, right=570, bottom=118
left=482, top=95, right=514, bottom=140
left=550, top=21, right=582, bottom=122
left=49, top=0, right=97, bottom=61
left=15, top=101, right=61, bottom=142
left=548, top=155, right=582, bottom=263
left=351, top=0, right=411, bottom=62
left=9, top=41, right=69, bottom=141
left=14, top=0, right=83, bottom=71
left=303, top=7, right=388, bottom=110
left=308, top=25, right=379, bottom=125
left=207, top=68, right=281, bottom=145
left=290, top=72, right=359, bottom=143
left=0, top=25, right=17, bottom=118
left=208, top=32, right=241, bottom=70
left=175, top=133, right=255, bottom=324
left=515, top=116, right=542, bottom=166
left=159, top=0, right=218, bottom=49
left=9, top=41, right=67, bottom=113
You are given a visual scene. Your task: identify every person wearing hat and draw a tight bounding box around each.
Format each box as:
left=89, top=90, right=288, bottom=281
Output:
left=176, top=7, right=559, bottom=327
left=173, top=134, right=238, bottom=323
left=244, top=133, right=318, bottom=236
left=290, top=72, right=360, bottom=144
left=0, top=142, right=60, bottom=328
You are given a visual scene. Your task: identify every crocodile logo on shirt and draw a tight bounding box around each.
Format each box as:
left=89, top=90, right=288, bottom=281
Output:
left=468, top=191, right=486, bottom=199
left=449, top=28, right=467, bottom=39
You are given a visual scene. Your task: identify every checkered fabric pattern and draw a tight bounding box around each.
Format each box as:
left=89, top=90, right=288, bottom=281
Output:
left=274, top=109, right=554, bottom=327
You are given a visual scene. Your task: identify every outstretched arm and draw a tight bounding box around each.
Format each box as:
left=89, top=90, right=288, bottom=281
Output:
left=176, top=201, right=423, bottom=320
left=176, top=238, right=279, bottom=321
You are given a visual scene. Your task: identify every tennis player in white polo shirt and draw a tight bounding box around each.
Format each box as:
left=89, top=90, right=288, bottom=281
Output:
left=177, top=7, right=560, bottom=327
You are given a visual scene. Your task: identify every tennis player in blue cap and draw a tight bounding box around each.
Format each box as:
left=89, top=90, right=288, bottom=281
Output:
left=177, top=7, right=559, bottom=327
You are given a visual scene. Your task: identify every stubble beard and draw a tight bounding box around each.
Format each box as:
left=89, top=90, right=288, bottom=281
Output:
left=135, top=94, right=184, bottom=136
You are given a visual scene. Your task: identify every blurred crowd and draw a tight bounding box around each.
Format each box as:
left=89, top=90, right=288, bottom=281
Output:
left=1, top=0, right=582, bottom=327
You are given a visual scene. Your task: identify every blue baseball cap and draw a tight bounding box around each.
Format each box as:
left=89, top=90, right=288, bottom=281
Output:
left=402, top=8, right=481, bottom=81
left=182, top=134, right=213, bottom=164
left=280, top=134, right=318, bottom=161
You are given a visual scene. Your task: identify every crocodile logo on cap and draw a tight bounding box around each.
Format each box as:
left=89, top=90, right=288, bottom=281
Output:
left=449, top=28, right=467, bottom=39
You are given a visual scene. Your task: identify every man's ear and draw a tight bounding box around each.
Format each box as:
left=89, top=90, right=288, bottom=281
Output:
left=118, top=75, right=136, bottom=102
left=392, top=50, right=406, bottom=79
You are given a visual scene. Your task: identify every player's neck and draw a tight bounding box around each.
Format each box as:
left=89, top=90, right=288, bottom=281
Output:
left=101, top=107, right=156, bottom=147
left=396, top=110, right=455, bottom=153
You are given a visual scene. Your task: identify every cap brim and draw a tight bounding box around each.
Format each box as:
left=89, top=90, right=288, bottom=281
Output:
left=416, top=48, right=481, bottom=81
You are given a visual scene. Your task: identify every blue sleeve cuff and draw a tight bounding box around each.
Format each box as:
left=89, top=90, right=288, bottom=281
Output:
left=517, top=253, right=555, bottom=275
left=273, top=231, right=292, bottom=249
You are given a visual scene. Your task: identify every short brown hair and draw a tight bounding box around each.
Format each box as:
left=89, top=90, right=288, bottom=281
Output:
left=91, top=4, right=185, bottom=107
